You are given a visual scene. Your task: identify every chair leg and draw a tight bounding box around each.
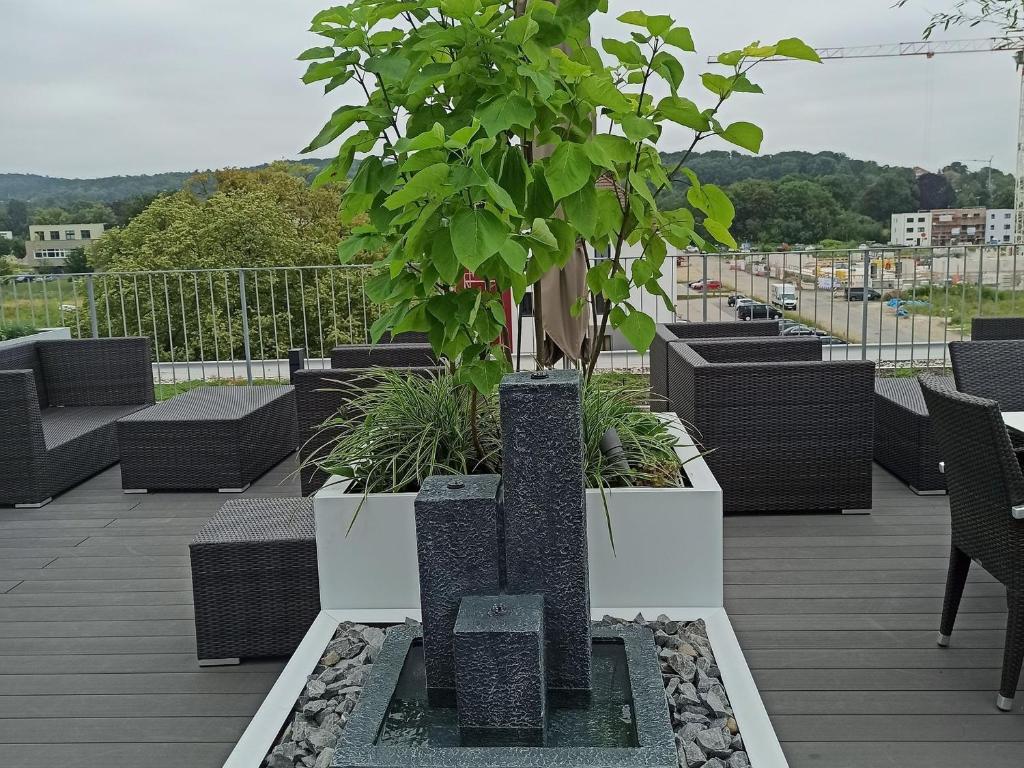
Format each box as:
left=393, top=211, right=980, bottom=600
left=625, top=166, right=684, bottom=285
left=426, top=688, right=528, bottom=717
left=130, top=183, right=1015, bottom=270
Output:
left=938, top=546, right=971, bottom=647
left=998, top=590, right=1024, bottom=711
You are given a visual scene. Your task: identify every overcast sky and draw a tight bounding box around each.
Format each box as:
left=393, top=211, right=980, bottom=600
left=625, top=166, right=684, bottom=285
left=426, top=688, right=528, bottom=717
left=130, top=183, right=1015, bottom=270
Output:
left=0, top=0, right=1018, bottom=178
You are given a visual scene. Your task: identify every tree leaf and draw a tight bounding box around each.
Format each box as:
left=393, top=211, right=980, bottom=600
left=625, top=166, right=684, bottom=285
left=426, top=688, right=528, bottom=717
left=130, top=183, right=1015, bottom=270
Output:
left=657, top=96, right=709, bottom=131
left=602, top=38, right=645, bottom=68
left=651, top=51, right=684, bottom=92
left=298, top=46, right=334, bottom=61
left=431, top=231, right=461, bottom=284
left=303, top=105, right=366, bottom=152
left=611, top=307, right=656, bottom=353
left=546, top=142, right=591, bottom=201
left=499, top=239, right=528, bottom=272
left=562, top=183, right=598, bottom=239
left=776, top=37, right=821, bottom=62
left=718, top=121, right=763, bottom=153
left=663, top=27, right=695, bottom=52
left=450, top=208, right=507, bottom=270
left=617, top=114, right=660, bottom=142
left=478, top=94, right=537, bottom=137
left=704, top=218, right=737, bottom=249
left=383, top=163, right=449, bottom=210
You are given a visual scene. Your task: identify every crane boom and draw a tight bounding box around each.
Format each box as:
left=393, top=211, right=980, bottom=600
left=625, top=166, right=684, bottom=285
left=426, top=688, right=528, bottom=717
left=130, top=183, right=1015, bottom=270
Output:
left=705, top=37, right=1024, bottom=244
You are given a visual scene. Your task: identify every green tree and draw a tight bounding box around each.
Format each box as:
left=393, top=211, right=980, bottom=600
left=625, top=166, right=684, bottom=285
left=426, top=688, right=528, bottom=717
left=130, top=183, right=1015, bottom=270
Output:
left=64, top=248, right=91, bottom=274
left=858, top=172, right=918, bottom=222
left=5, top=200, right=28, bottom=236
left=302, top=0, right=818, bottom=395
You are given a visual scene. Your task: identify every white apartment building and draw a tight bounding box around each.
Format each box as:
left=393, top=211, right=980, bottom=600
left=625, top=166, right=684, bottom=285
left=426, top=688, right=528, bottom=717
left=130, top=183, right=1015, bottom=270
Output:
left=22, top=223, right=105, bottom=268
left=891, top=212, right=932, bottom=247
left=985, top=209, right=1015, bottom=244
left=0, top=231, right=13, bottom=240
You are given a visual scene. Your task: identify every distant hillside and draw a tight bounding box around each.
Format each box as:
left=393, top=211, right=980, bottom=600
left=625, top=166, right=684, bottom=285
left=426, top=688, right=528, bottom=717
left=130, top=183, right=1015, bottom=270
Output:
left=0, top=160, right=331, bottom=204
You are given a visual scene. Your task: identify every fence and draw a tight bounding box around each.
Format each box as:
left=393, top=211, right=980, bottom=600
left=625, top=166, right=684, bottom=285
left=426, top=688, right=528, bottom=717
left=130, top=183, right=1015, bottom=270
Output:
left=0, top=266, right=382, bottom=383
left=678, top=244, right=1024, bottom=369
left=3, top=244, right=1024, bottom=379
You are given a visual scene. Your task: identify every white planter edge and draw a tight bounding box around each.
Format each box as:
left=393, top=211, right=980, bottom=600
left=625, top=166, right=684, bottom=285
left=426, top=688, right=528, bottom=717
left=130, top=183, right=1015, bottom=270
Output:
left=223, top=607, right=787, bottom=768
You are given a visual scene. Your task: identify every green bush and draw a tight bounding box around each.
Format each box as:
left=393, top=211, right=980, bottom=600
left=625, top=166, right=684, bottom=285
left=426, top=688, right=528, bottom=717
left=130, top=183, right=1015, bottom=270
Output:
left=0, top=323, right=38, bottom=342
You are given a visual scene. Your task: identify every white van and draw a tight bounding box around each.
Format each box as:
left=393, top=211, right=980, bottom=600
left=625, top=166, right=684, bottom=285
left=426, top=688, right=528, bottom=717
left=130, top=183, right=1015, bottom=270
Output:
left=770, top=283, right=798, bottom=311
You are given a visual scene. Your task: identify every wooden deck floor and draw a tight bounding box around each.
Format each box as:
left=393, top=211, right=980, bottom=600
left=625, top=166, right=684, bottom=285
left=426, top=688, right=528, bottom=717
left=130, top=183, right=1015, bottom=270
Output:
left=0, top=458, right=1021, bottom=767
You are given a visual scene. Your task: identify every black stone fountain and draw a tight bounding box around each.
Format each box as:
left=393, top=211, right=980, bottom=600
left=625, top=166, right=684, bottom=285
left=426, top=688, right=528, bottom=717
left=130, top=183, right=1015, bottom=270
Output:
left=331, top=370, right=676, bottom=768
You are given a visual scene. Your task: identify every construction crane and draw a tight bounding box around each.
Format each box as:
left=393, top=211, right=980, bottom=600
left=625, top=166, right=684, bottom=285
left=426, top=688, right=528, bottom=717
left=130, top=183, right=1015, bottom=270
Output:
left=710, top=37, right=1024, bottom=243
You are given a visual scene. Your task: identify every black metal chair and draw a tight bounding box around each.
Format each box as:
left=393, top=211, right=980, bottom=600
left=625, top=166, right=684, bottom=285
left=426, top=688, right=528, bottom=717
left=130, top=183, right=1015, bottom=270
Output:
left=918, top=374, right=1024, bottom=711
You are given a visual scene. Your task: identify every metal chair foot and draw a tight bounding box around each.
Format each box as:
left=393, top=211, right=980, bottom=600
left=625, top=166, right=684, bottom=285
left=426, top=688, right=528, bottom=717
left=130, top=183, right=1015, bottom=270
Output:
left=936, top=632, right=951, bottom=647
left=14, top=497, right=52, bottom=508
left=218, top=483, right=250, bottom=493
left=198, top=657, right=240, bottom=667
left=996, top=694, right=1014, bottom=711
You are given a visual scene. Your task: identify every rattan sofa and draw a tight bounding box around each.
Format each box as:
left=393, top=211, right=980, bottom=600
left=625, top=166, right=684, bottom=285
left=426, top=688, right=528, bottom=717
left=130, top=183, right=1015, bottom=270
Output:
left=668, top=336, right=875, bottom=513
left=293, top=343, right=438, bottom=496
left=650, top=321, right=781, bottom=412
left=0, top=337, right=153, bottom=507
left=918, top=374, right=1024, bottom=711
left=971, top=316, right=1024, bottom=340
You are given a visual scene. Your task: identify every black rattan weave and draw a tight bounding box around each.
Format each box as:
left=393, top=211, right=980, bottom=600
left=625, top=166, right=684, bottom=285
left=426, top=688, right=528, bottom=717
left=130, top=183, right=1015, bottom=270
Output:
left=189, top=497, right=319, bottom=662
left=0, top=337, right=153, bottom=507
left=971, top=317, right=1024, bottom=341
left=918, top=374, right=1024, bottom=706
left=330, top=343, right=436, bottom=369
left=117, top=386, right=297, bottom=491
left=667, top=336, right=875, bottom=513
left=873, top=377, right=952, bottom=494
left=649, top=321, right=781, bottom=412
left=949, top=340, right=1024, bottom=413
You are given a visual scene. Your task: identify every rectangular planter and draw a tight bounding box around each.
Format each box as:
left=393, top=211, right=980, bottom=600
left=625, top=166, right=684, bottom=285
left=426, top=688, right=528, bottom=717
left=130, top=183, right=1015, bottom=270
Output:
left=0, top=327, right=71, bottom=350
left=314, top=415, right=723, bottom=614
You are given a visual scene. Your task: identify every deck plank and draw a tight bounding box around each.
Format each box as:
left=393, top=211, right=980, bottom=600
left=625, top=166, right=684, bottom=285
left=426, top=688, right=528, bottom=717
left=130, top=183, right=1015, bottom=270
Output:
left=1, top=459, right=1022, bottom=767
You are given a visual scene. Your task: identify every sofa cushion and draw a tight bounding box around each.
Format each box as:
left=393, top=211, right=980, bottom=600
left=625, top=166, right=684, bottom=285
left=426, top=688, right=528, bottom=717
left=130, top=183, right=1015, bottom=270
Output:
left=0, top=341, right=47, bottom=409
left=41, top=405, right=144, bottom=450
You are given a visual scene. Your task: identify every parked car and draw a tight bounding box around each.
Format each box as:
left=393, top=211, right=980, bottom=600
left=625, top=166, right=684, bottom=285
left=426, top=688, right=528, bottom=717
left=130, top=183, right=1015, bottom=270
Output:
left=727, top=293, right=746, bottom=307
left=689, top=280, right=722, bottom=292
left=736, top=302, right=782, bottom=321
left=778, top=318, right=804, bottom=333
left=782, top=324, right=826, bottom=337
left=843, top=287, right=882, bottom=301
left=818, top=335, right=848, bottom=345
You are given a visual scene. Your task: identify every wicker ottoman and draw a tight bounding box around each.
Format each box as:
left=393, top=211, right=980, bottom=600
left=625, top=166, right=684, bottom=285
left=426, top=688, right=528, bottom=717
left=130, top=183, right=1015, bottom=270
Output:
left=189, top=497, right=319, bottom=665
left=874, top=378, right=948, bottom=495
left=117, top=386, right=298, bottom=492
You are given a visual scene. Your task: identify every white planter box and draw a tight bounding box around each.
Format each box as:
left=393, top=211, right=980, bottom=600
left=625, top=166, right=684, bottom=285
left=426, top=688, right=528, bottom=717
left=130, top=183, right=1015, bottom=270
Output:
left=0, top=327, right=71, bottom=350
left=315, top=415, right=722, bottom=614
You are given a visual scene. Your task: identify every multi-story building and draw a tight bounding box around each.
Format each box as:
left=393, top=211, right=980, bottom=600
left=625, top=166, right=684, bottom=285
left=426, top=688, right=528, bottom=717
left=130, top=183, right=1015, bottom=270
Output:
left=929, top=208, right=986, bottom=246
left=891, top=212, right=932, bottom=247
left=22, top=223, right=105, bottom=269
left=890, top=208, right=1008, bottom=247
left=985, top=209, right=1015, bottom=244
left=0, top=231, right=13, bottom=240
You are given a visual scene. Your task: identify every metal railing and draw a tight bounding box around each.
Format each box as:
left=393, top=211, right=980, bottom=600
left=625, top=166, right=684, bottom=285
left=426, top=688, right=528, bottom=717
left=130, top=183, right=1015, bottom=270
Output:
left=3, top=243, right=1023, bottom=379
left=0, top=266, right=382, bottom=383
left=677, top=244, right=1024, bottom=369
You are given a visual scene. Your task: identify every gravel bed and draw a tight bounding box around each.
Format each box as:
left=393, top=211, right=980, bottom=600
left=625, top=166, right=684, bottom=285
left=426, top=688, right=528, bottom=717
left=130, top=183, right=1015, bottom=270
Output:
left=263, top=616, right=745, bottom=768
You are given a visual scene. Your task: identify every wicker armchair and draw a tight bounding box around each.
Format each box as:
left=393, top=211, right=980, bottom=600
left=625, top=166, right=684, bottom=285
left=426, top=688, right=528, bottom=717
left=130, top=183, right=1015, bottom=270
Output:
left=0, top=337, right=153, bottom=507
left=293, top=343, right=438, bottom=496
left=971, top=317, right=1024, bottom=340
left=949, top=340, right=1024, bottom=413
left=668, top=336, right=875, bottom=513
left=650, top=321, right=781, bottom=412
left=918, top=374, right=1024, bottom=711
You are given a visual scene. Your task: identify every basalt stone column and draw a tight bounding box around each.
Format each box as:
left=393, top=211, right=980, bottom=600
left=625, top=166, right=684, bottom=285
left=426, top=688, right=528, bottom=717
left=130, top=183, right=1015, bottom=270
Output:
left=414, top=474, right=502, bottom=700
left=499, top=370, right=591, bottom=694
left=454, top=594, right=545, bottom=744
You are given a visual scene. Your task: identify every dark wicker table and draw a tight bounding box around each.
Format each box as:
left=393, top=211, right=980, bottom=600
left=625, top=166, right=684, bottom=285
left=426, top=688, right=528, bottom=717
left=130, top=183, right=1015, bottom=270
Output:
left=117, top=386, right=297, bottom=493
left=189, top=497, right=319, bottom=665
left=874, top=377, right=948, bottom=495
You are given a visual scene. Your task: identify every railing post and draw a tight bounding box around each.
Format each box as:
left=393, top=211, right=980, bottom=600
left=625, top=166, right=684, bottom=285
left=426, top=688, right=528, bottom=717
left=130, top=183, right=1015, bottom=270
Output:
left=86, top=274, right=99, bottom=339
left=238, top=269, right=253, bottom=384
left=861, top=247, right=870, bottom=361
left=701, top=252, right=708, bottom=321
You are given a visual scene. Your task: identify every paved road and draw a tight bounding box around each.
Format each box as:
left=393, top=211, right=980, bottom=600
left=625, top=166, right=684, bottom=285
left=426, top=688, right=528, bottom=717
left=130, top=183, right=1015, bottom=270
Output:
left=675, top=259, right=967, bottom=364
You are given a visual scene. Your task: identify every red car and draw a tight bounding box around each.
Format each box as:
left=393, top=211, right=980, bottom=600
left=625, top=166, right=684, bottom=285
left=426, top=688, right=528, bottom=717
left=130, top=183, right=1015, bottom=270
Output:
left=688, top=280, right=722, bottom=292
